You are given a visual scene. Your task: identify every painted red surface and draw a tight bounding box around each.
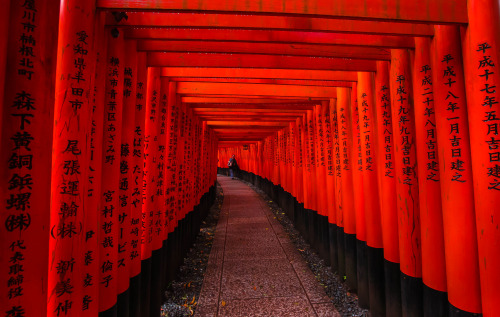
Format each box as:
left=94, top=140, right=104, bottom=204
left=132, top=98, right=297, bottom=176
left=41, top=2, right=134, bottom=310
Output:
left=2, top=1, right=500, bottom=315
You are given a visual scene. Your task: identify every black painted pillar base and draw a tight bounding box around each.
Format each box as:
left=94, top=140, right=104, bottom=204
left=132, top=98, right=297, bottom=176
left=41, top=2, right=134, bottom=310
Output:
left=302, top=207, right=310, bottom=243
left=356, top=240, right=370, bottom=309
left=449, top=304, right=482, bottom=317
left=165, top=231, right=176, bottom=283
left=99, top=304, right=118, bottom=317
left=117, top=289, right=130, bottom=317
left=150, top=248, right=163, bottom=317
left=423, top=284, right=448, bottom=317
left=344, top=233, right=357, bottom=292
left=400, top=272, right=423, bottom=317
left=295, top=201, right=305, bottom=239
left=285, top=192, right=295, bottom=223
left=308, top=209, right=318, bottom=250
left=140, top=257, right=152, bottom=317
left=384, top=260, right=402, bottom=317
left=161, top=240, right=168, bottom=293
left=318, top=214, right=330, bottom=265
left=367, top=246, right=386, bottom=317
left=337, top=228, right=347, bottom=278
left=129, top=274, right=141, bottom=317
left=328, top=223, right=338, bottom=273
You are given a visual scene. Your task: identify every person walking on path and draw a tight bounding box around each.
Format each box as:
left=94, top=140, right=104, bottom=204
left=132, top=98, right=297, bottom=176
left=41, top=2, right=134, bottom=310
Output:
left=227, top=154, right=238, bottom=179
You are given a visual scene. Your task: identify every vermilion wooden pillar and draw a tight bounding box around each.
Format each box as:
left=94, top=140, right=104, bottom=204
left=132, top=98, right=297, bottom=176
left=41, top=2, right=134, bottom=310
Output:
left=258, top=141, right=264, bottom=178
left=165, top=82, right=178, bottom=237
left=273, top=132, right=280, bottom=187
left=141, top=67, right=161, bottom=317
left=275, top=130, right=282, bottom=187
left=286, top=127, right=293, bottom=197
left=0, top=0, right=10, bottom=143
left=330, top=96, right=345, bottom=276
left=315, top=103, right=330, bottom=264
left=315, top=104, right=327, bottom=215
left=463, top=1, right=500, bottom=315
left=49, top=0, right=97, bottom=316
left=288, top=122, right=297, bottom=221
left=284, top=127, right=290, bottom=191
left=1, top=1, right=59, bottom=316
left=337, top=87, right=357, bottom=291
left=99, top=31, right=125, bottom=316
left=116, top=40, right=138, bottom=317
left=390, top=49, right=423, bottom=317
left=278, top=129, right=284, bottom=188
left=433, top=25, right=482, bottom=316
left=130, top=52, right=147, bottom=317
left=151, top=76, right=169, bottom=316
left=412, top=37, right=448, bottom=316
left=268, top=135, right=274, bottom=182
left=295, top=117, right=304, bottom=206
left=176, top=98, right=187, bottom=257
left=184, top=107, right=194, bottom=216
left=300, top=115, right=311, bottom=240
left=306, top=109, right=318, bottom=247
left=375, top=60, right=402, bottom=317
left=325, top=98, right=338, bottom=272
left=358, top=72, right=386, bottom=316
left=351, top=82, right=369, bottom=309
left=83, top=11, right=107, bottom=317
left=294, top=117, right=306, bottom=238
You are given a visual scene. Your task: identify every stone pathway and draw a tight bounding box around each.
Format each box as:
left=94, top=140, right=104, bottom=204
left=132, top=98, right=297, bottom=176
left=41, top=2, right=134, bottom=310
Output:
left=195, top=175, right=341, bottom=316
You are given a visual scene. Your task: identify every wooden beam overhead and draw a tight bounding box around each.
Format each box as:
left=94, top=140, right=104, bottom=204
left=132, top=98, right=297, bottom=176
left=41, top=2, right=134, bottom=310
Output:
left=212, top=128, right=282, bottom=132
left=199, top=117, right=300, bottom=122
left=138, top=40, right=391, bottom=60
left=206, top=121, right=289, bottom=127
left=182, top=97, right=321, bottom=104
left=182, top=94, right=327, bottom=100
left=126, top=29, right=415, bottom=48
left=148, top=52, right=377, bottom=71
left=191, top=107, right=311, bottom=112
left=107, top=12, right=434, bottom=36
left=194, top=111, right=303, bottom=116
left=177, top=82, right=338, bottom=98
left=162, top=68, right=358, bottom=81
left=210, top=125, right=284, bottom=130
left=169, top=78, right=353, bottom=87
left=97, top=0, right=467, bottom=24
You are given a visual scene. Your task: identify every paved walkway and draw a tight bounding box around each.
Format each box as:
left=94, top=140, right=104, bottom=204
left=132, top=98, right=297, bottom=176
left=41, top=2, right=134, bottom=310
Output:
left=196, top=175, right=340, bottom=317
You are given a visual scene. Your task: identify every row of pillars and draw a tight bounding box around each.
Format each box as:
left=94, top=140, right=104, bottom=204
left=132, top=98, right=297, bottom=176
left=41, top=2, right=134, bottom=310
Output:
left=0, top=1, right=219, bottom=317
left=218, top=26, right=499, bottom=317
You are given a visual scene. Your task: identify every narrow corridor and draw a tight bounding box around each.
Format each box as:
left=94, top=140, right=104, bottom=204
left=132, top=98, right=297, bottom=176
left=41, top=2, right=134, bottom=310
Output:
left=195, top=175, right=340, bottom=316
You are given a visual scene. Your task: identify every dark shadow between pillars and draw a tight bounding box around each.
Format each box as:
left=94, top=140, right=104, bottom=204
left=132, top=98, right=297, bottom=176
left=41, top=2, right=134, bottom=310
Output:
left=117, top=289, right=130, bottom=317
left=367, top=246, right=386, bottom=317
left=423, top=284, right=448, bottom=317
left=400, top=272, right=423, bottom=317
left=129, top=274, right=141, bottom=317
left=356, top=240, right=370, bottom=309
left=328, top=223, right=339, bottom=273
left=345, top=233, right=357, bottom=292
left=384, top=260, right=402, bottom=317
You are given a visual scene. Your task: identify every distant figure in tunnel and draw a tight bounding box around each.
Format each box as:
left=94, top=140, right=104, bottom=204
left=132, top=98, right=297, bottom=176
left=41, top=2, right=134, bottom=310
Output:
left=228, top=154, right=238, bottom=179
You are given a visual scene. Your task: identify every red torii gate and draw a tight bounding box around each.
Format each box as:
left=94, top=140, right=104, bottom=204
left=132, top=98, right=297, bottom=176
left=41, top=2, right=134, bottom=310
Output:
left=0, top=0, right=499, bottom=317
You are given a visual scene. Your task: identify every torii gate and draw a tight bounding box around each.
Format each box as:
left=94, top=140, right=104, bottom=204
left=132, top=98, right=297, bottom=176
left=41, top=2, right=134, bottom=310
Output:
left=0, top=0, right=499, bottom=317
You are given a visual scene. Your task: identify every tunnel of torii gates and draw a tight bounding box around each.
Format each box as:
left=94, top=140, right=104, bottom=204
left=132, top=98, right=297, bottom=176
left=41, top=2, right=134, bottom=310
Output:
left=0, top=0, right=499, bottom=317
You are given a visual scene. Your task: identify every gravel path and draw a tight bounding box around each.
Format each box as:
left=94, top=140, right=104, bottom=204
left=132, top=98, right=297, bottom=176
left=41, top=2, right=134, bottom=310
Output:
left=161, top=183, right=224, bottom=317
